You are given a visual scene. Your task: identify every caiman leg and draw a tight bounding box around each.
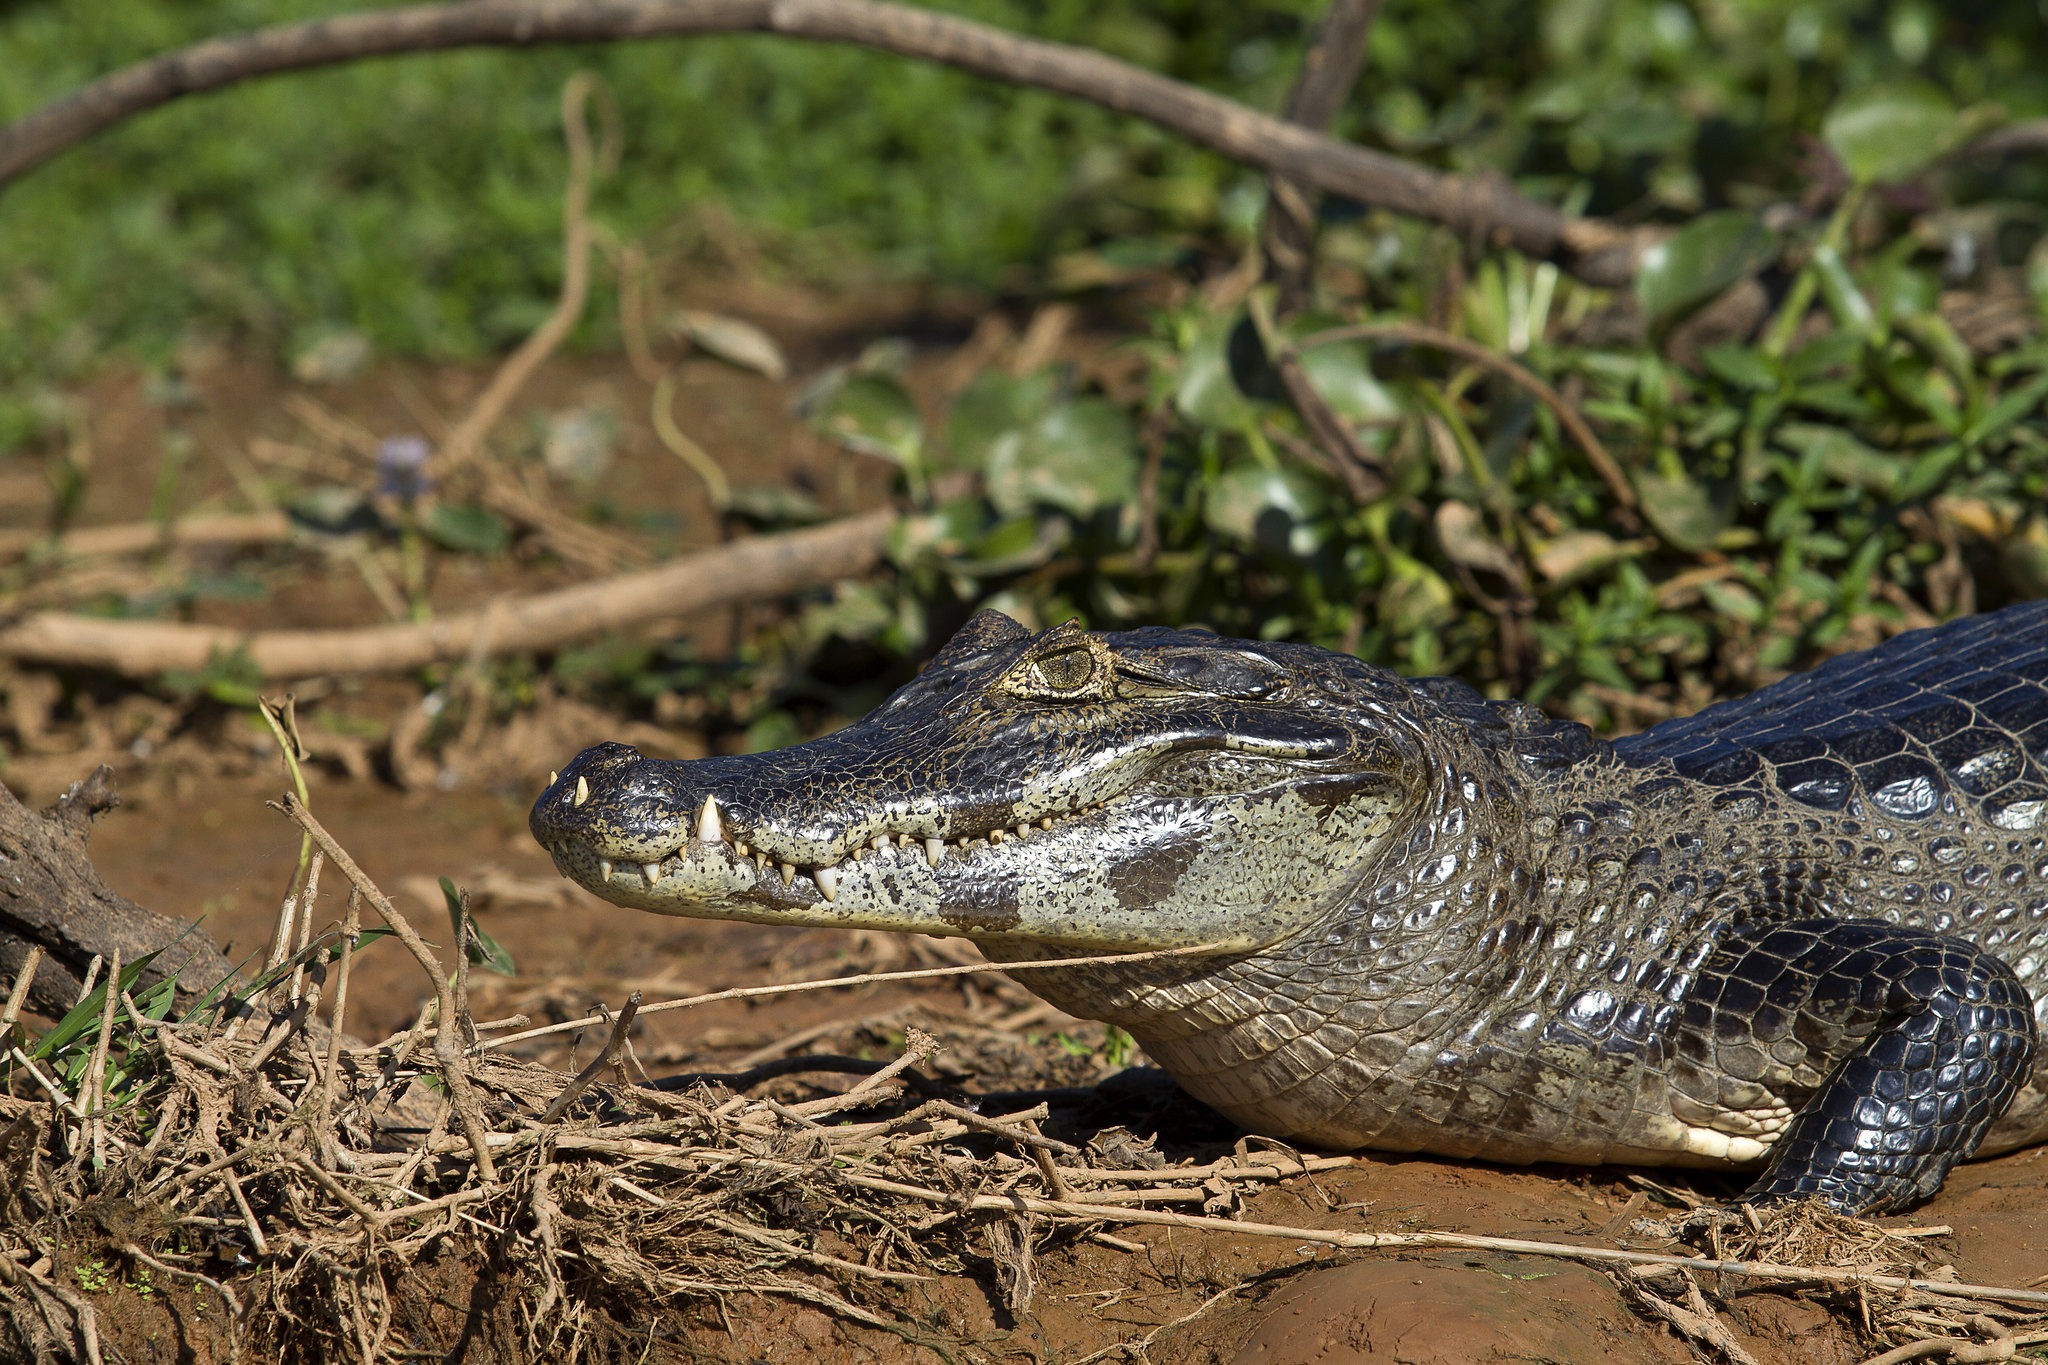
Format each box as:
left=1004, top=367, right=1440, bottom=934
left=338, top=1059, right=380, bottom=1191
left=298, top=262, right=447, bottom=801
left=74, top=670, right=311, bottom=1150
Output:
left=1685, top=920, right=2038, bottom=1215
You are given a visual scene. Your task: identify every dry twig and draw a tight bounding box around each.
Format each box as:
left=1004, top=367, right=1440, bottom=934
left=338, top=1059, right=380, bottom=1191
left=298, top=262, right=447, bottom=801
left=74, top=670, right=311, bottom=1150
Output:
left=0, top=506, right=895, bottom=677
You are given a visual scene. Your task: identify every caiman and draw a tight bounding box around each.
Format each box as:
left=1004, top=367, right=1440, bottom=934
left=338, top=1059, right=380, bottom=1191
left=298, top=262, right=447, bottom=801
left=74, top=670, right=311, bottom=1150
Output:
left=531, top=603, right=2048, bottom=1214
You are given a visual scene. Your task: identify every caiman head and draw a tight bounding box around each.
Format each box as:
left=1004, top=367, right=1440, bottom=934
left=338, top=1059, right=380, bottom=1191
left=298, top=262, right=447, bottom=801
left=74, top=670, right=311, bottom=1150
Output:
left=531, top=611, right=1431, bottom=954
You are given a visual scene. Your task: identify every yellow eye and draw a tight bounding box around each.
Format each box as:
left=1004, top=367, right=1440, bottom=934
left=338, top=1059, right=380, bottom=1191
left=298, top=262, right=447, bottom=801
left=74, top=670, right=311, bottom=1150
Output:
left=1034, top=646, right=1095, bottom=692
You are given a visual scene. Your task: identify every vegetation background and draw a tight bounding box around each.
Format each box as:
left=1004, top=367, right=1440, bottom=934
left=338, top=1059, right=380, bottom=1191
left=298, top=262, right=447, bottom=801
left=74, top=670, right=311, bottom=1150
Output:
left=6, top=0, right=2048, bottom=748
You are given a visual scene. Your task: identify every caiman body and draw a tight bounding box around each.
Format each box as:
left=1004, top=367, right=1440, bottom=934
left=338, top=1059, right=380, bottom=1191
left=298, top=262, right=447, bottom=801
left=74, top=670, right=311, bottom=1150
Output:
left=533, top=604, right=2048, bottom=1213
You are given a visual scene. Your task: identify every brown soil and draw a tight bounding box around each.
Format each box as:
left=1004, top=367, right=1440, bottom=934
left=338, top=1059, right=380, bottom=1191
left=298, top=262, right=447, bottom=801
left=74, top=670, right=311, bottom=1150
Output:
left=7, top=310, right=2048, bottom=1363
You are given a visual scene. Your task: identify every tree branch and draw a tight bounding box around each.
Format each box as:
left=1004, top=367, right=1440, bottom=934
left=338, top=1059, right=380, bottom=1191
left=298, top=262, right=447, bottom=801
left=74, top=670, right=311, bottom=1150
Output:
left=1261, top=0, right=1383, bottom=312
left=0, top=0, right=1643, bottom=286
left=0, top=506, right=895, bottom=679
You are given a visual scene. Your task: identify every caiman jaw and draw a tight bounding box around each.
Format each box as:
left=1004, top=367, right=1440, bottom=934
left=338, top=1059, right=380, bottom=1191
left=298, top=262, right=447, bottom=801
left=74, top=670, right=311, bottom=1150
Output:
left=530, top=736, right=1401, bottom=953
left=536, top=770, right=1129, bottom=908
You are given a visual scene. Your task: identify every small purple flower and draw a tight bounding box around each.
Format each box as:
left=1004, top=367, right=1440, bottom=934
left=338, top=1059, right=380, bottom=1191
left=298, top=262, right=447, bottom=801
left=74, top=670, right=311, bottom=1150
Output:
left=377, top=434, right=433, bottom=503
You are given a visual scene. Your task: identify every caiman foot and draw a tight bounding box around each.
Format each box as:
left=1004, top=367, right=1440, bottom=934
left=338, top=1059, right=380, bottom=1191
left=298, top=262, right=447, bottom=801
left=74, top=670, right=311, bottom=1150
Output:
left=1693, top=920, right=2036, bottom=1216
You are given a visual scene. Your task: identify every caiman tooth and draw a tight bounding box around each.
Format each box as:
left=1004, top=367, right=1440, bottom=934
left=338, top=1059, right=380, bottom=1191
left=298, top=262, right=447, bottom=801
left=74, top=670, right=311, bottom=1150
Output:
left=990, top=828, right=1006, bottom=844
left=1015, top=822, right=1031, bottom=839
left=735, top=840, right=750, bottom=859
left=755, top=852, right=771, bottom=873
left=813, top=866, right=840, bottom=901
left=1041, top=817, right=1054, bottom=831
left=574, top=775, right=590, bottom=808
left=697, top=795, right=725, bottom=844
left=925, top=837, right=945, bottom=866
left=848, top=846, right=865, bottom=863
left=597, top=858, right=614, bottom=881
left=780, top=862, right=797, bottom=885
left=873, top=833, right=892, bottom=852
left=641, top=862, right=662, bottom=883
left=548, top=770, right=559, bottom=787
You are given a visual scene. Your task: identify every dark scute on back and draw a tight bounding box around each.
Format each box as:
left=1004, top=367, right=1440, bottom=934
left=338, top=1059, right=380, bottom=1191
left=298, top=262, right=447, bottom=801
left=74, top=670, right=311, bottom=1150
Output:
left=1618, top=600, right=2048, bottom=825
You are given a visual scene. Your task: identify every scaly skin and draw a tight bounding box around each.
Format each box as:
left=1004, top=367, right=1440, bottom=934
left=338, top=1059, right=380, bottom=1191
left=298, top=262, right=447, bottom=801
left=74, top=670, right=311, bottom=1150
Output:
left=533, top=605, right=2048, bottom=1213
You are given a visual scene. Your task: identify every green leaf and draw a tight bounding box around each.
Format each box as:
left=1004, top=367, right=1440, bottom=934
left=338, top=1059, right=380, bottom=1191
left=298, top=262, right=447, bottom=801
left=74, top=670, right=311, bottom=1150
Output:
left=1776, top=423, right=1907, bottom=496
left=30, top=951, right=162, bottom=1062
left=1295, top=336, right=1400, bottom=423
left=1701, top=344, right=1778, bottom=392
left=1699, top=580, right=1767, bottom=626
left=983, top=398, right=1138, bottom=518
left=1634, top=211, right=1778, bottom=331
left=1635, top=472, right=1730, bottom=552
left=157, top=647, right=263, bottom=707
left=946, top=370, right=1056, bottom=472
left=811, top=374, right=923, bottom=468
left=1821, top=81, right=1961, bottom=184
left=1175, top=319, right=1259, bottom=430
left=1377, top=552, right=1459, bottom=637
left=1203, top=465, right=1328, bottom=557
left=439, top=876, right=516, bottom=977
left=960, top=514, right=1062, bottom=575
left=1810, top=245, right=1875, bottom=336
left=423, top=503, right=510, bottom=555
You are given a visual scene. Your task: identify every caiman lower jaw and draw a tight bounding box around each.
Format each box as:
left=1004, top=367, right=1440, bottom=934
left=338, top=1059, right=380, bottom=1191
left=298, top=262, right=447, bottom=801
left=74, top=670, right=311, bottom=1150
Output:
left=539, top=787, right=1133, bottom=916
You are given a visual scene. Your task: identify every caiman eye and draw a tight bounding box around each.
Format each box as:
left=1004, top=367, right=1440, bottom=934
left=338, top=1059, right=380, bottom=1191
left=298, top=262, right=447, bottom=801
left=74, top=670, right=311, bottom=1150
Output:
left=1034, top=646, right=1095, bottom=692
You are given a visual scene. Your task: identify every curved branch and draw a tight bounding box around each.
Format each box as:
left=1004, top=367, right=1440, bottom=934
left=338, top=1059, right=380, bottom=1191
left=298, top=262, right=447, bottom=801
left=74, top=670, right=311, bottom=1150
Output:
left=0, top=0, right=1642, bottom=286
left=0, top=506, right=895, bottom=679
left=1296, top=320, right=1637, bottom=513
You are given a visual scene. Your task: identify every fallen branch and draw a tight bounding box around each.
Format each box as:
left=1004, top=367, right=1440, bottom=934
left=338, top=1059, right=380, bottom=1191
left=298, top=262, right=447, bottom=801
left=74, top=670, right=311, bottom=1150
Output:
left=0, top=0, right=1644, bottom=286
left=0, top=512, right=293, bottom=563
left=0, top=505, right=894, bottom=678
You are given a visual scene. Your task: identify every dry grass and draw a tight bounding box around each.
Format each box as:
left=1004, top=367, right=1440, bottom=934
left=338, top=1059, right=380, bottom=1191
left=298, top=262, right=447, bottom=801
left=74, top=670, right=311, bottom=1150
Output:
left=3, top=690, right=2047, bottom=1365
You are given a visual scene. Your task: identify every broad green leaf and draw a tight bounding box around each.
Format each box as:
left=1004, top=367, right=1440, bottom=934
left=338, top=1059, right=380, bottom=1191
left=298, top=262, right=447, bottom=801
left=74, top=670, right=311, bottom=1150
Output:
left=946, top=370, right=1056, bottom=472
left=1822, top=81, right=1961, bottom=184
left=1776, top=423, right=1906, bottom=496
left=1175, top=319, right=1258, bottom=430
left=1634, top=211, right=1777, bottom=330
left=1701, top=344, right=1778, bottom=392
left=1699, top=580, right=1767, bottom=626
left=1635, top=472, right=1729, bottom=552
left=1203, top=465, right=1327, bottom=557
left=984, top=398, right=1138, bottom=518
left=960, top=514, right=1062, bottom=575
left=1810, top=245, right=1875, bottom=336
left=811, top=374, right=923, bottom=468
left=1295, top=338, right=1400, bottom=423
left=1377, top=552, right=1459, bottom=637
left=423, top=503, right=510, bottom=555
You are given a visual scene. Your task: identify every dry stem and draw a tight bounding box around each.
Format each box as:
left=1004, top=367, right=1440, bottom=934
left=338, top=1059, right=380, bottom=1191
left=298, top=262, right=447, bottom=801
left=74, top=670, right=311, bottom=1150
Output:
left=274, top=793, right=497, bottom=1182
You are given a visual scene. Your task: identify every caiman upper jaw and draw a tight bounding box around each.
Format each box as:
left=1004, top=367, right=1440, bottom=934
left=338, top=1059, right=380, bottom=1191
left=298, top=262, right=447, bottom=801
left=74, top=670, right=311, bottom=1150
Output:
left=530, top=740, right=1121, bottom=907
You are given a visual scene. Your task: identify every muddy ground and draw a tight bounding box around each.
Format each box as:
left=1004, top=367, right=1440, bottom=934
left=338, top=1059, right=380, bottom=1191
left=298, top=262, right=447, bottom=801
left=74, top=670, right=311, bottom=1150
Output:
left=6, top=289, right=2048, bottom=1363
